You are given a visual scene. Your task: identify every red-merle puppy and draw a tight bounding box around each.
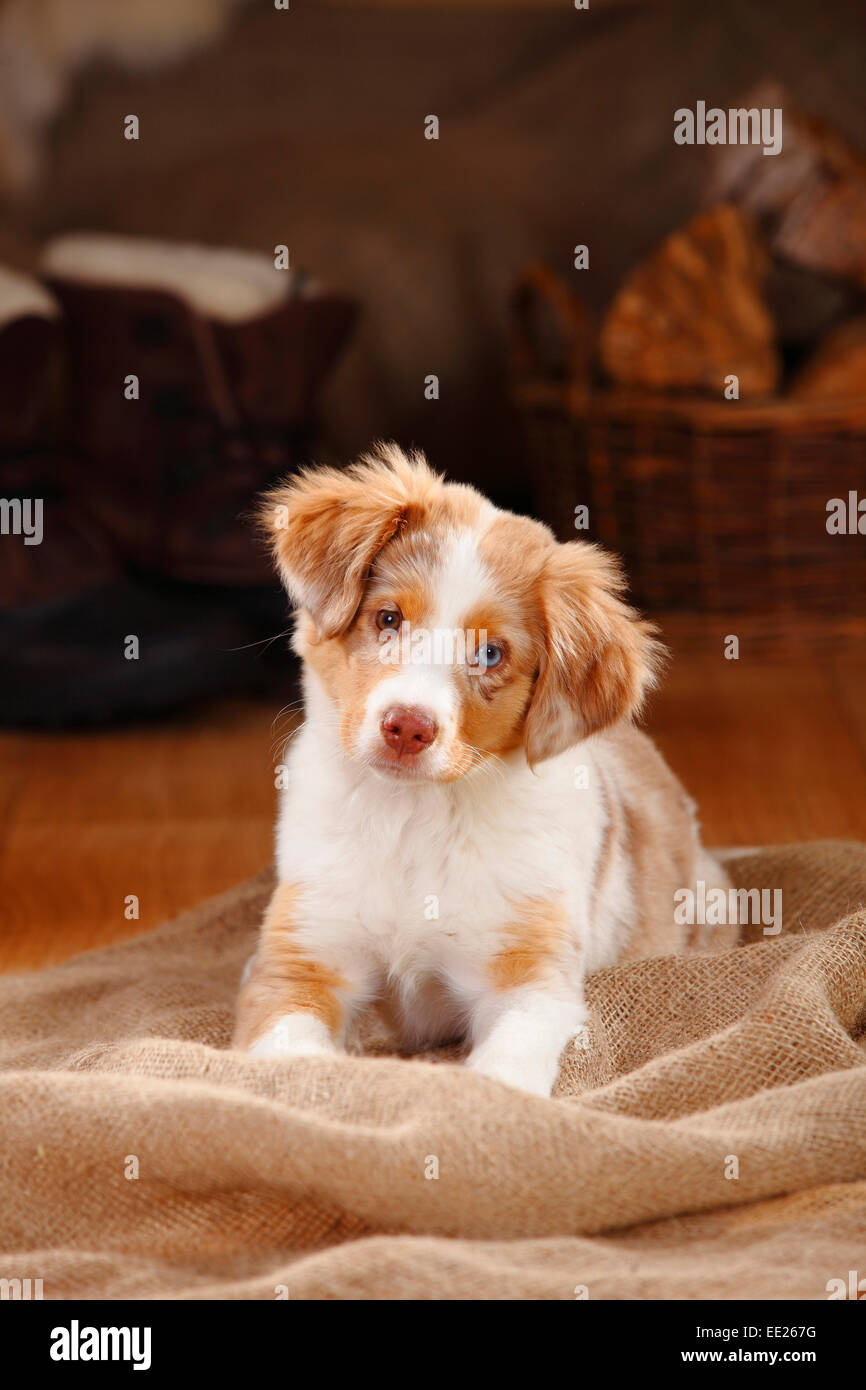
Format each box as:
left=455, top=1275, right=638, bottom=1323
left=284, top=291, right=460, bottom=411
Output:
left=234, top=444, right=734, bottom=1095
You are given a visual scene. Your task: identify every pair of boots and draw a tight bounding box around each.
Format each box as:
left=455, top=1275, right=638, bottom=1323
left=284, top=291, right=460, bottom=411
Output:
left=0, top=234, right=355, bottom=725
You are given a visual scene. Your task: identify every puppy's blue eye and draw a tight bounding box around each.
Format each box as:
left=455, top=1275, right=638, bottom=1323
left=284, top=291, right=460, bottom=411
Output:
left=476, top=643, right=502, bottom=669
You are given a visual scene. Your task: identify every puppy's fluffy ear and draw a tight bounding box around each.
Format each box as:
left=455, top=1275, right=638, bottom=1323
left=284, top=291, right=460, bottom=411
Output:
left=260, top=444, right=437, bottom=639
left=524, top=542, right=665, bottom=766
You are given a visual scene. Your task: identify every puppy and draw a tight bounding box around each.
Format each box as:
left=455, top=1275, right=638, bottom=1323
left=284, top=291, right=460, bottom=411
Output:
left=233, top=444, right=734, bottom=1096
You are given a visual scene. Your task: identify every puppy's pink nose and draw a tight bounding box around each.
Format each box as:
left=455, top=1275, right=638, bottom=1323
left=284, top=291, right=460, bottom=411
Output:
left=380, top=705, right=438, bottom=756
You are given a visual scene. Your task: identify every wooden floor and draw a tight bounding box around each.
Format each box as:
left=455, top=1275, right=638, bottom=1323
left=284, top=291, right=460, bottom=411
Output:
left=2, top=627, right=865, bottom=973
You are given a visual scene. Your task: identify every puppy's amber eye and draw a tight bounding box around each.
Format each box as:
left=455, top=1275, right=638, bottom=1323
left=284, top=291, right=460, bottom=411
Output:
left=375, top=607, right=402, bottom=632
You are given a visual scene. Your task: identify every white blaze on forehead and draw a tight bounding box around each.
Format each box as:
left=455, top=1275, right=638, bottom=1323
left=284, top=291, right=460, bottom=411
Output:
left=429, top=523, right=495, bottom=632
left=357, top=518, right=498, bottom=769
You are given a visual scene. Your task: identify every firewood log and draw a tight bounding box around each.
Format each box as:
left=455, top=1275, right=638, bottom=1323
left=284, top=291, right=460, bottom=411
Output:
left=599, top=204, right=779, bottom=396
left=790, top=317, right=866, bottom=400
left=709, top=81, right=866, bottom=286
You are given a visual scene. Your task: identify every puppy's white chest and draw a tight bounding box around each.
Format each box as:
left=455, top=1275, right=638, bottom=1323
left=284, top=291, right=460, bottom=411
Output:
left=274, top=728, right=603, bottom=1002
left=278, top=770, right=538, bottom=968
left=316, top=829, right=503, bottom=966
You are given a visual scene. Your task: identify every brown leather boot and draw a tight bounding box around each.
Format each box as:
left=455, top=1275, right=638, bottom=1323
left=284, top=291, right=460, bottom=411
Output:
left=0, top=264, right=295, bottom=727
left=42, top=234, right=357, bottom=586
left=0, top=267, right=125, bottom=613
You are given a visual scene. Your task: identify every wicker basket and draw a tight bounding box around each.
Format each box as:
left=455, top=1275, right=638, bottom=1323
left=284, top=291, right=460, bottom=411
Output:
left=510, top=264, right=866, bottom=637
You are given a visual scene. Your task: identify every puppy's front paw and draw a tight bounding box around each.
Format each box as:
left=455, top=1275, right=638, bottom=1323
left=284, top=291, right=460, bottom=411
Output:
left=247, top=1013, right=339, bottom=1061
left=464, top=1049, right=557, bottom=1098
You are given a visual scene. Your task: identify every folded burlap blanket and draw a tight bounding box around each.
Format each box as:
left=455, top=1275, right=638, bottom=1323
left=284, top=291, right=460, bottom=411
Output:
left=0, top=840, right=864, bottom=1300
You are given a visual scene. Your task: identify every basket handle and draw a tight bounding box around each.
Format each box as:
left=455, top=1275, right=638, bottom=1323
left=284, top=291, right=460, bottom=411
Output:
left=509, top=262, right=593, bottom=389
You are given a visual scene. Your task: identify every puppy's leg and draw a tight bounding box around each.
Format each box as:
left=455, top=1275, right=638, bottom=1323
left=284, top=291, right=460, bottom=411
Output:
left=233, top=882, right=363, bottom=1059
left=688, top=849, right=740, bottom=952
left=465, top=986, right=587, bottom=1098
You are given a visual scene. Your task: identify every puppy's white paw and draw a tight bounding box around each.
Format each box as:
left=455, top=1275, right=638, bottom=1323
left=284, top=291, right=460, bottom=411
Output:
left=248, top=1013, right=338, bottom=1061
left=464, top=1049, right=556, bottom=1098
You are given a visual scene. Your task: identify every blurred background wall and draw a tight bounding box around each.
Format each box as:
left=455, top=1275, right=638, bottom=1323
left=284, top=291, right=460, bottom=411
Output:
left=1, top=0, right=864, bottom=501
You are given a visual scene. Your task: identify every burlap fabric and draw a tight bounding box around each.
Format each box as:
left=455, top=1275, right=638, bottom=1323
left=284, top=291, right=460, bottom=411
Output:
left=0, top=841, right=864, bottom=1300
